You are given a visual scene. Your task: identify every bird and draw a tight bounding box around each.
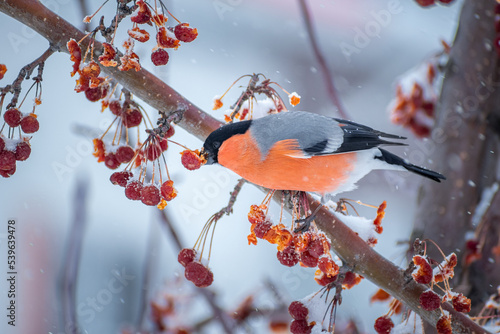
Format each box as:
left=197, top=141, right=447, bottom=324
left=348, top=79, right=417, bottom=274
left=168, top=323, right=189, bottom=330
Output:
left=201, top=111, right=445, bottom=197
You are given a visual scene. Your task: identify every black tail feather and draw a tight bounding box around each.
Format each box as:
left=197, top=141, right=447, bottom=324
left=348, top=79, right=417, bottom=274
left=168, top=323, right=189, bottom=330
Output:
left=376, top=148, right=445, bottom=182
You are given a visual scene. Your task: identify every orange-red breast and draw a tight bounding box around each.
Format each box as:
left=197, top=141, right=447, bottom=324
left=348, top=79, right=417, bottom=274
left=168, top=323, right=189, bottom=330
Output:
left=202, top=111, right=444, bottom=195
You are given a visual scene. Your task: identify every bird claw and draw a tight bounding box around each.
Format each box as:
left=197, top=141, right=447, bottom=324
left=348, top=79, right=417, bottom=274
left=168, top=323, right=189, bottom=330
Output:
left=293, top=214, right=316, bottom=233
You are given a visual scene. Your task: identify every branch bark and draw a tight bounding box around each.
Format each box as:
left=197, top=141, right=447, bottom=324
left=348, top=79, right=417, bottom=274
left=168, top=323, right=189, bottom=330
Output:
left=0, top=1, right=490, bottom=332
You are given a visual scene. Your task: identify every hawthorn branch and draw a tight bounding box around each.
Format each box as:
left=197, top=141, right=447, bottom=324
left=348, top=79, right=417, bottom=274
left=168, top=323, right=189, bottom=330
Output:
left=0, top=1, right=488, bottom=332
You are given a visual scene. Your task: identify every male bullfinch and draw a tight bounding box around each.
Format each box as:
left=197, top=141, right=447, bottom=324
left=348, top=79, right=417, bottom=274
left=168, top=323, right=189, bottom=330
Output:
left=201, top=111, right=444, bottom=196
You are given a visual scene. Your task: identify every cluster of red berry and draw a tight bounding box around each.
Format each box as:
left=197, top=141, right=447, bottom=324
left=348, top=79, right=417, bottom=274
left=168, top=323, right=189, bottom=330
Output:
left=414, top=0, right=454, bottom=6
left=177, top=248, right=213, bottom=288
left=129, top=0, right=198, bottom=66
left=374, top=248, right=470, bottom=333
left=390, top=61, right=439, bottom=138
left=288, top=301, right=314, bottom=334
left=0, top=107, right=40, bottom=178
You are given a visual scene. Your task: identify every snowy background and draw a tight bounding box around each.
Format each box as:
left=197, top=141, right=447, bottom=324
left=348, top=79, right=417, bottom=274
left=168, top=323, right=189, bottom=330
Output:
left=0, top=0, right=462, bottom=333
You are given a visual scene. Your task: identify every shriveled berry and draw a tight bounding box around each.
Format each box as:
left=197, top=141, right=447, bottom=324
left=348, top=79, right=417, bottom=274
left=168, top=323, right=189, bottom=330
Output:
left=248, top=205, right=266, bottom=224
left=116, top=145, right=135, bottom=163
left=290, top=320, right=312, bottom=334
left=131, top=0, right=151, bottom=24
left=104, top=153, right=120, bottom=169
left=288, top=301, right=308, bottom=320
left=0, top=164, right=15, bottom=178
left=412, top=255, right=433, bottom=284
left=181, top=149, right=203, bottom=170
left=161, top=180, right=177, bottom=201
left=374, top=316, right=394, bottom=334
left=109, top=100, right=122, bottom=116
left=145, top=142, right=162, bottom=161
left=174, top=23, right=198, bottom=43
left=4, top=108, right=22, bottom=127
left=436, top=314, right=452, bottom=334
left=185, top=261, right=213, bottom=287
left=151, top=49, right=169, bottom=66
left=20, top=115, right=39, bottom=133
left=318, top=257, right=339, bottom=277
left=178, top=248, right=196, bottom=267
left=419, top=290, right=441, bottom=311
left=141, top=184, right=161, bottom=206
left=342, top=271, right=362, bottom=289
left=452, top=293, right=471, bottom=313
left=110, top=171, right=133, bottom=187
left=300, top=250, right=319, bottom=268
left=14, top=142, right=31, bottom=161
left=157, top=26, right=180, bottom=49
left=0, top=150, right=16, bottom=170
left=125, top=180, right=143, bottom=200
left=277, top=245, right=299, bottom=267
left=315, top=270, right=337, bottom=286
left=123, top=109, right=143, bottom=128
left=254, top=221, right=272, bottom=238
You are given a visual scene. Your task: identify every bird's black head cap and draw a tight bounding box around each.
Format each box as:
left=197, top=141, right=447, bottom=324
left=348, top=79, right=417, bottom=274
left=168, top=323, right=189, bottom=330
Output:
left=202, top=120, right=252, bottom=165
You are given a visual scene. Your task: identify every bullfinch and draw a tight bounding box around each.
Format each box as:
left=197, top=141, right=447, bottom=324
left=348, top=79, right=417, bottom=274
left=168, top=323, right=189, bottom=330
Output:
left=201, top=111, right=444, bottom=196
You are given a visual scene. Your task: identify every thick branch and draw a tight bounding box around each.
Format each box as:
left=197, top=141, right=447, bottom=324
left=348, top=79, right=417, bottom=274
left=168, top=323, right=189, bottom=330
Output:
left=0, top=1, right=488, bottom=332
left=410, top=0, right=500, bottom=306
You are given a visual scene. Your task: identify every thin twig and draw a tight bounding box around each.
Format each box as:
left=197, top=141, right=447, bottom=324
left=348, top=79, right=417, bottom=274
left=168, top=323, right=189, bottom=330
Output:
left=137, top=218, right=161, bottom=329
left=62, top=177, right=89, bottom=334
left=1, top=46, right=54, bottom=110
left=297, top=0, right=349, bottom=119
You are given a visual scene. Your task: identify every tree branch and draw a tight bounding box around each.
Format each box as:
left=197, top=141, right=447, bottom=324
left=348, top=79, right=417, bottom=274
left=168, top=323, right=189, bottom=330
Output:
left=0, top=1, right=489, bottom=332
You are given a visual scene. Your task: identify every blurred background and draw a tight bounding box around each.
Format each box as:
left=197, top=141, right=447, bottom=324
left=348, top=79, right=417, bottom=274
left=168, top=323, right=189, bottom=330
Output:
left=0, top=0, right=463, bottom=333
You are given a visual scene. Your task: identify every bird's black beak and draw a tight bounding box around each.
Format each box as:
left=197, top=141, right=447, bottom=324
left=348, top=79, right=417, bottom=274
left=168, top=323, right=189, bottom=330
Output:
left=199, top=147, right=214, bottom=165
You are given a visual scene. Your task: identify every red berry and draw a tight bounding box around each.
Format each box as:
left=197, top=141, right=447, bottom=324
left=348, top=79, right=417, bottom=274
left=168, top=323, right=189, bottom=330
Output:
left=300, top=250, right=318, bottom=268
left=109, top=100, right=122, bottom=116
left=145, top=142, right=162, bottom=161
left=178, top=248, right=196, bottom=267
left=151, top=49, right=169, bottom=66
left=85, top=85, right=108, bottom=102
left=0, top=164, right=15, bottom=178
left=110, top=171, right=133, bottom=187
left=374, top=316, right=394, bottom=334
left=116, top=145, right=135, bottom=163
left=437, top=0, right=454, bottom=3
left=4, top=108, right=22, bottom=127
left=123, top=109, right=143, bottom=128
left=185, top=261, right=213, bottom=287
left=159, top=137, right=168, bottom=151
left=288, top=301, right=308, bottom=320
left=0, top=150, right=16, bottom=170
left=125, top=180, right=143, bottom=200
left=20, top=115, right=39, bottom=134
left=419, top=290, right=441, bottom=311
left=174, top=23, right=198, bottom=43
left=181, top=150, right=203, bottom=170
left=0, top=137, right=4, bottom=151
left=165, top=125, right=175, bottom=138
left=315, top=271, right=338, bottom=286
left=161, top=180, right=177, bottom=201
left=104, top=153, right=120, bottom=169
left=412, top=255, right=433, bottom=284
left=131, top=0, right=151, bottom=24
left=277, top=245, right=299, bottom=267
left=14, top=142, right=31, bottom=161
left=290, top=320, right=312, bottom=334
left=415, top=0, right=435, bottom=6
left=308, top=238, right=325, bottom=258
left=254, top=221, right=272, bottom=238
left=141, top=184, right=161, bottom=206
